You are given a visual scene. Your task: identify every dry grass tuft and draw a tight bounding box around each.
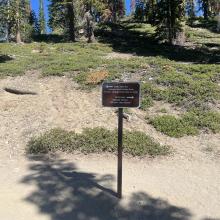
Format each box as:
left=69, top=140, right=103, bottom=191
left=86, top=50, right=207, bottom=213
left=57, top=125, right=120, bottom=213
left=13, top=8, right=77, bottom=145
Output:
left=86, top=70, right=109, bottom=85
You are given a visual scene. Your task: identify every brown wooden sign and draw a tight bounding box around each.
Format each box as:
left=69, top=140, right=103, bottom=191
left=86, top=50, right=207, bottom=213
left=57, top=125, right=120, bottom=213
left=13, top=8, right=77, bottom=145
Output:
left=102, top=82, right=140, bottom=108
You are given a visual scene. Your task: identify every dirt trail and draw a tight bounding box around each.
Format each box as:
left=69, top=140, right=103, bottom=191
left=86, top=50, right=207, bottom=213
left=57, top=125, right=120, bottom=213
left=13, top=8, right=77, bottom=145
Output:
left=0, top=73, right=220, bottom=220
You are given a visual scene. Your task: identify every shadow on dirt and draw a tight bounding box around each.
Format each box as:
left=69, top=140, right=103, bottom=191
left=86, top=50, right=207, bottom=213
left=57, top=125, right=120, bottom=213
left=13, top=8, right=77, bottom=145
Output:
left=20, top=155, right=192, bottom=220
left=96, top=22, right=220, bottom=64
left=0, top=55, right=13, bottom=63
left=188, top=18, right=219, bottom=34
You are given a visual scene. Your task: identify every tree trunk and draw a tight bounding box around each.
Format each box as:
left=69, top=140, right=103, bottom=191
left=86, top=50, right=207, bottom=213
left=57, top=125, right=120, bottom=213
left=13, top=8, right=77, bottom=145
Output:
left=217, top=12, right=220, bottom=32
left=66, top=1, right=75, bottom=41
left=168, top=0, right=186, bottom=46
left=39, top=0, right=46, bottom=34
left=203, top=0, right=209, bottom=20
left=16, top=22, right=22, bottom=43
left=174, top=28, right=186, bottom=46
left=112, top=0, right=117, bottom=23
left=84, top=10, right=95, bottom=43
left=118, top=0, right=125, bottom=18
left=168, top=0, right=173, bottom=44
left=6, top=0, right=10, bottom=42
left=16, top=0, right=22, bottom=43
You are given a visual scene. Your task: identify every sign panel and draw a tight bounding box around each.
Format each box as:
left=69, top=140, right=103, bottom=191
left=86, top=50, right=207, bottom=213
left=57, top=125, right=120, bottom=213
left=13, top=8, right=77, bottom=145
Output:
left=102, top=82, right=140, bottom=108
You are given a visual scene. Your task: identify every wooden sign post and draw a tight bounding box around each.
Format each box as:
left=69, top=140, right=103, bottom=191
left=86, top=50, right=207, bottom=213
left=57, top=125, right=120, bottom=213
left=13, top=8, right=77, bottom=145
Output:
left=102, top=82, right=140, bottom=198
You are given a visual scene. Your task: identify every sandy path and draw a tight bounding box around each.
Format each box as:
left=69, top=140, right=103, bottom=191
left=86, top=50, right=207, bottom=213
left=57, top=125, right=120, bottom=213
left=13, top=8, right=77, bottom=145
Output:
left=0, top=74, right=220, bottom=220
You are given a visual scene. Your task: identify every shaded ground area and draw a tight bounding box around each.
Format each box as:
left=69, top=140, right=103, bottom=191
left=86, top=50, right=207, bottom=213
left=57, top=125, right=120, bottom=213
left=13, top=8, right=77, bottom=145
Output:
left=0, top=152, right=220, bottom=220
left=97, top=22, right=220, bottom=64
left=0, top=55, right=13, bottom=63
left=20, top=155, right=191, bottom=220
left=188, top=18, right=219, bottom=34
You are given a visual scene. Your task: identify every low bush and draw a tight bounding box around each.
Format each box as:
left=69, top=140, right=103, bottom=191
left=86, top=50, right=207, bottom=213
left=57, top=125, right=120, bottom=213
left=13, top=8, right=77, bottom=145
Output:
left=140, top=97, right=154, bottom=110
left=142, top=71, right=220, bottom=110
left=27, top=127, right=170, bottom=157
left=156, top=72, right=191, bottom=87
left=183, top=110, right=220, bottom=133
left=141, top=82, right=164, bottom=101
left=150, top=110, right=220, bottom=137
left=159, top=108, right=168, bottom=113
left=150, top=115, right=198, bottom=138
left=27, top=129, right=78, bottom=153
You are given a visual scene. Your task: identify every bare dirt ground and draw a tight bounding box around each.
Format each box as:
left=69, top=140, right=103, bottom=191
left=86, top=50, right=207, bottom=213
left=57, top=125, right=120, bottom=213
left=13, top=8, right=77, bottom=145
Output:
left=0, top=72, right=220, bottom=220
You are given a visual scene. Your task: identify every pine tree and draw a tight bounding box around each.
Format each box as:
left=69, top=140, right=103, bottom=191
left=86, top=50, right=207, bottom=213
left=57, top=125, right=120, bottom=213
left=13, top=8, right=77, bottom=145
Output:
left=210, top=0, right=220, bottom=31
left=0, top=0, right=9, bottom=41
left=30, top=10, right=40, bottom=35
left=65, top=0, right=77, bottom=41
left=0, top=0, right=34, bottom=42
left=155, top=0, right=186, bottom=45
left=186, top=0, right=195, bottom=23
left=39, top=0, right=46, bottom=34
left=130, top=0, right=136, bottom=13
left=118, top=0, right=126, bottom=18
left=48, top=0, right=108, bottom=41
left=15, top=0, right=22, bottom=43
left=203, top=0, right=210, bottom=19
left=134, top=0, right=145, bottom=22
left=198, top=0, right=210, bottom=19
left=209, top=0, right=220, bottom=16
left=48, top=0, right=66, bottom=33
left=146, top=0, right=157, bottom=24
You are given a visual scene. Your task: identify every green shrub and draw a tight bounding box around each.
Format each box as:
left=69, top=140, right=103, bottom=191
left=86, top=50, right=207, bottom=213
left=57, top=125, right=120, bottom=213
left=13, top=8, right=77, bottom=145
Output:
left=142, top=83, right=164, bottom=101
left=188, top=80, right=220, bottom=103
left=150, top=110, right=220, bottom=137
left=183, top=110, right=220, bottom=133
left=27, top=128, right=78, bottom=153
left=140, top=97, right=154, bottom=110
left=150, top=115, right=198, bottom=138
left=76, top=128, right=117, bottom=153
left=159, top=108, right=168, bottom=113
left=157, top=72, right=191, bottom=87
left=155, top=72, right=220, bottom=109
left=123, top=131, right=170, bottom=156
left=27, top=127, right=170, bottom=157
left=163, top=87, right=187, bottom=105
left=144, top=65, right=220, bottom=110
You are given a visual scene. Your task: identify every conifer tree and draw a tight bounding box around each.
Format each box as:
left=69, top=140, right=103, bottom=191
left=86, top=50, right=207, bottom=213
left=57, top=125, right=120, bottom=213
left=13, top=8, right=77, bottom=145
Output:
left=30, top=9, right=40, bottom=35
left=186, top=0, right=195, bottom=23
left=0, top=0, right=33, bottom=42
left=0, top=0, right=9, bottom=41
left=39, top=0, right=46, bottom=34
left=203, top=0, right=210, bottom=19
left=146, top=0, right=157, bottom=24
left=155, top=0, right=186, bottom=45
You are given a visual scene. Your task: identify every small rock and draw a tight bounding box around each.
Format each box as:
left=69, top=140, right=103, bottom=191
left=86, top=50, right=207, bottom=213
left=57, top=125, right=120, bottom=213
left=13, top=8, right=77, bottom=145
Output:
left=32, top=49, right=40, bottom=53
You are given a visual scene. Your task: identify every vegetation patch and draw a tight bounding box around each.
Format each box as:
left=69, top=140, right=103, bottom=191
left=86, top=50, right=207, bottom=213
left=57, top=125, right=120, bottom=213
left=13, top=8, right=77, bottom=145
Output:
left=1, top=25, right=220, bottom=140
left=182, top=110, right=220, bottom=133
left=141, top=68, right=220, bottom=110
left=27, top=127, right=170, bottom=157
left=85, top=70, right=109, bottom=85
left=140, top=97, right=154, bottom=110
left=150, top=115, right=198, bottom=138
left=150, top=110, right=220, bottom=137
